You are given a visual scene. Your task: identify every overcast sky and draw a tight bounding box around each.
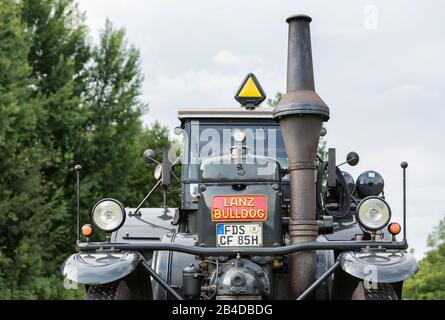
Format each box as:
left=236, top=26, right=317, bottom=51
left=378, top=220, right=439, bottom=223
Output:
left=77, top=0, right=445, bottom=259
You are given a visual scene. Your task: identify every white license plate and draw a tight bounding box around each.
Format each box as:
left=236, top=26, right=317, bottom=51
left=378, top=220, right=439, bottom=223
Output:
left=216, top=223, right=263, bottom=247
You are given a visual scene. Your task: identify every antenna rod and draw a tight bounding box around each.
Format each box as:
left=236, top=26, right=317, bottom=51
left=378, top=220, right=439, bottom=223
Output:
left=401, top=162, right=408, bottom=241
left=75, top=164, right=82, bottom=242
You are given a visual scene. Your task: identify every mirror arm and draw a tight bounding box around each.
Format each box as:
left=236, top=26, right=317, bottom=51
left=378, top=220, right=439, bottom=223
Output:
left=169, top=153, right=183, bottom=183
left=147, top=157, right=161, bottom=165
left=171, top=153, right=182, bottom=167
left=336, top=159, right=351, bottom=168
left=131, top=179, right=162, bottom=216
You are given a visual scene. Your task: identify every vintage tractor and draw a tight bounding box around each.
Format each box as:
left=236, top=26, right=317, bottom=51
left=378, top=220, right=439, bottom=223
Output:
left=62, top=14, right=418, bottom=300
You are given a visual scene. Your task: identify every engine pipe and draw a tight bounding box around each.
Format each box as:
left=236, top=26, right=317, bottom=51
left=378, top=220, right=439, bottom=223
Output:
left=273, top=14, right=330, bottom=297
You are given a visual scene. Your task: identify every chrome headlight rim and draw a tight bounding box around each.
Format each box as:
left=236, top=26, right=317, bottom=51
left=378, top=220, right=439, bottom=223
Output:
left=91, top=198, right=126, bottom=232
left=357, top=196, right=391, bottom=232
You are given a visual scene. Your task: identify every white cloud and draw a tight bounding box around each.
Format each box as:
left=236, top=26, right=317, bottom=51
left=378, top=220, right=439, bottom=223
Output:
left=212, top=50, right=241, bottom=67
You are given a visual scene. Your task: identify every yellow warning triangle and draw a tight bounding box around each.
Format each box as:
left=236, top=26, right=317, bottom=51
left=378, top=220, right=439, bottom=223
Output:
left=235, top=73, right=266, bottom=106
left=238, top=76, right=262, bottom=98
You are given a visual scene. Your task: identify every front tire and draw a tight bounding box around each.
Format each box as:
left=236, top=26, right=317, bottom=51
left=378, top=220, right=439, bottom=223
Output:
left=86, top=280, right=131, bottom=300
left=351, top=282, right=399, bottom=300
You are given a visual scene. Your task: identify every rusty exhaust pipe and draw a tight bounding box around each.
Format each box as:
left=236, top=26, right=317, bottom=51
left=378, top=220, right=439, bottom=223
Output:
left=273, top=14, right=330, bottom=298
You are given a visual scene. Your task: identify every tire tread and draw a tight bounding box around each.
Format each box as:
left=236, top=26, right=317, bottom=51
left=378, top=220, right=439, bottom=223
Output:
left=86, top=281, right=130, bottom=300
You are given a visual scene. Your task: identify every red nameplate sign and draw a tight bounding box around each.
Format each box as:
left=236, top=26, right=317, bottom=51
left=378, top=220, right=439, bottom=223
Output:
left=211, top=195, right=267, bottom=221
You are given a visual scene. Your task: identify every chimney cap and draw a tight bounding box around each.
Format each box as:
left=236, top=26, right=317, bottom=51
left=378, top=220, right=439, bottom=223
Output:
left=286, top=14, right=312, bottom=23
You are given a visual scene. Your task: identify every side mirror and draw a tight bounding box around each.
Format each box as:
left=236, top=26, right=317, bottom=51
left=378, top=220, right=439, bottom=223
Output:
left=174, top=126, right=184, bottom=136
left=346, top=151, right=359, bottom=166
left=143, top=149, right=157, bottom=164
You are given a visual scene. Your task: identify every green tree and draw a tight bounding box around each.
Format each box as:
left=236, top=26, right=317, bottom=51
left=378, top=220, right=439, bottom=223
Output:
left=20, top=0, right=92, bottom=272
left=21, top=0, right=90, bottom=183
left=0, top=0, right=175, bottom=299
left=0, top=0, right=83, bottom=299
left=79, top=20, right=147, bottom=208
left=78, top=20, right=179, bottom=211
left=403, top=217, right=445, bottom=299
left=266, top=92, right=283, bottom=108
left=0, top=0, right=40, bottom=296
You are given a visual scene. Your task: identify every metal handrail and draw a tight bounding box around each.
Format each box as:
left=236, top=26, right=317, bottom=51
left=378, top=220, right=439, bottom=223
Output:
left=78, top=239, right=408, bottom=256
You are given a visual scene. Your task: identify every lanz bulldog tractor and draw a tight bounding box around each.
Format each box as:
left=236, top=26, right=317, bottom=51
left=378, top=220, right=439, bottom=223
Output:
left=62, top=14, right=418, bottom=300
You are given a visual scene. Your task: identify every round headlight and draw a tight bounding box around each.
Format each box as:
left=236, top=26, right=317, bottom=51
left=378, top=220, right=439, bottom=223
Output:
left=357, top=196, right=391, bottom=231
left=91, top=199, right=126, bottom=232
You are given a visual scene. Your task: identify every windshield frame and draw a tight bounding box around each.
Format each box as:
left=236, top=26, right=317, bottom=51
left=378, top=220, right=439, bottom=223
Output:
left=181, top=118, right=289, bottom=183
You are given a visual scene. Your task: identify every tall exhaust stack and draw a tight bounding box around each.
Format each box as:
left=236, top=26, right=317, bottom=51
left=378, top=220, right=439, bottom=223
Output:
left=273, top=15, right=330, bottom=297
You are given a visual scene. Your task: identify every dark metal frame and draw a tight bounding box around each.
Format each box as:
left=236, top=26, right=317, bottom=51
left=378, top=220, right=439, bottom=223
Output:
left=72, top=114, right=411, bottom=300
left=73, top=159, right=410, bottom=300
left=74, top=156, right=410, bottom=301
left=78, top=240, right=408, bottom=256
left=77, top=240, right=406, bottom=300
left=297, top=260, right=340, bottom=300
left=139, top=257, right=184, bottom=300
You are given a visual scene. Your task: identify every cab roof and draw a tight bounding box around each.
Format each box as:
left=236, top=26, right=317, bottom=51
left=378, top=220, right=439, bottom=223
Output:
left=178, top=107, right=274, bottom=122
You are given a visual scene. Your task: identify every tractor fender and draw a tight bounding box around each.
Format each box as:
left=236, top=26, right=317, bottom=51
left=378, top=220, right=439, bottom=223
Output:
left=61, top=251, right=141, bottom=285
left=339, top=250, right=419, bottom=283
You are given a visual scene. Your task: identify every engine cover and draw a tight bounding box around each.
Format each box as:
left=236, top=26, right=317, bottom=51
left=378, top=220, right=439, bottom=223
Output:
left=197, top=154, right=282, bottom=248
left=212, top=258, right=270, bottom=300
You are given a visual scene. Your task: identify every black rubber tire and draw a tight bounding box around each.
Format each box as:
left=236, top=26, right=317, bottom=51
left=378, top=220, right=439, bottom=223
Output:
left=351, top=282, right=399, bottom=300
left=86, top=280, right=131, bottom=300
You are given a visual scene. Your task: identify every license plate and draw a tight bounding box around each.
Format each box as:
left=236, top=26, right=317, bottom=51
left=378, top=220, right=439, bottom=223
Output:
left=216, top=223, right=263, bottom=247
left=211, top=195, right=267, bottom=221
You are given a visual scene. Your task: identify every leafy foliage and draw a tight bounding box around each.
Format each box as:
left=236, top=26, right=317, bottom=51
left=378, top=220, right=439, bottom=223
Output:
left=0, top=0, right=175, bottom=299
left=403, top=218, right=445, bottom=300
left=266, top=92, right=283, bottom=109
